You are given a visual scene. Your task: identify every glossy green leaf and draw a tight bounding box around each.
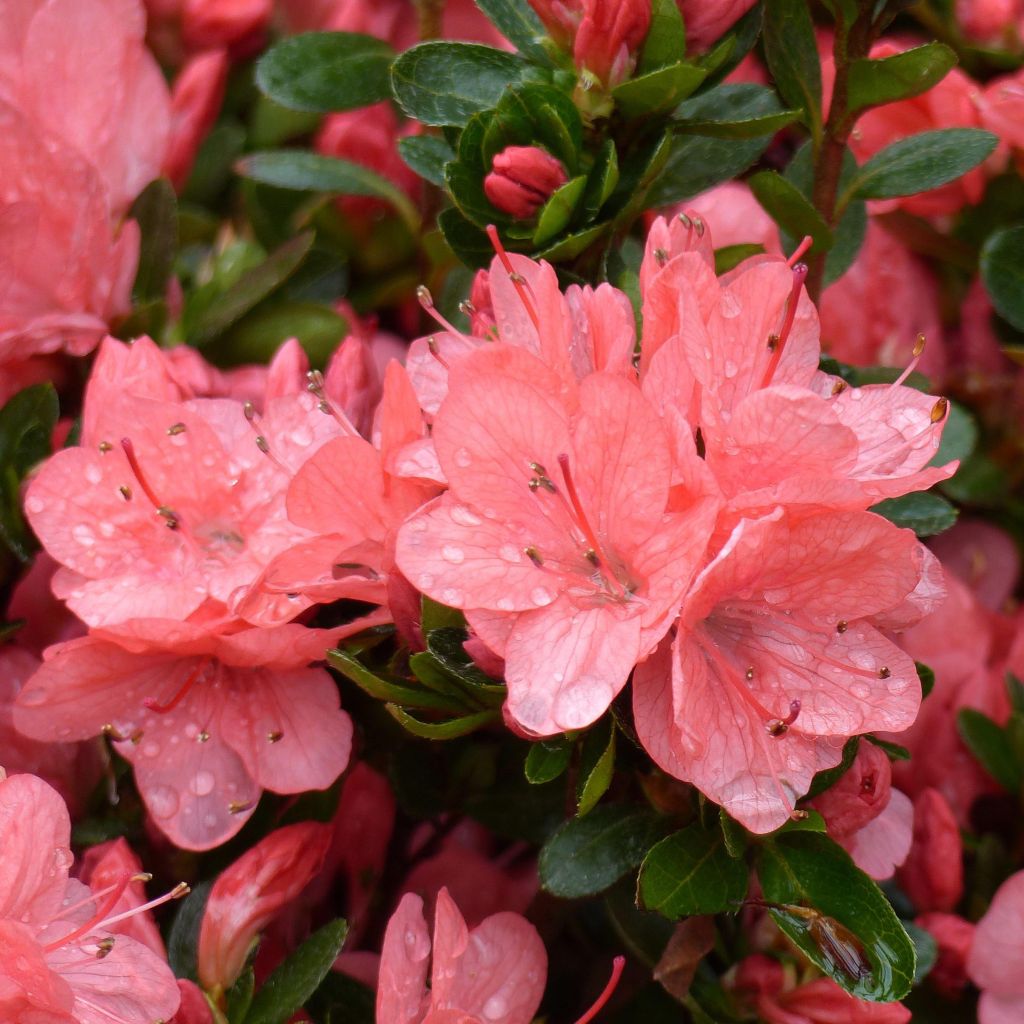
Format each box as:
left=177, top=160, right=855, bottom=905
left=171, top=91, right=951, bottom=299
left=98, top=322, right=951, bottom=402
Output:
left=749, top=170, right=833, bottom=253
left=398, top=135, right=455, bottom=187
left=762, top=0, right=821, bottom=134
left=328, top=648, right=467, bottom=713
left=130, top=178, right=177, bottom=302
left=236, top=151, right=420, bottom=230
left=612, top=62, right=707, bottom=117
left=674, top=107, right=799, bottom=139
left=869, top=493, right=958, bottom=537
left=533, top=175, right=586, bottom=246
left=1007, top=673, right=1024, bottom=714
left=846, top=129, right=998, bottom=201
left=846, top=43, right=957, bottom=115
left=536, top=223, right=608, bottom=261
left=167, top=881, right=212, bottom=982
left=247, top=919, right=349, bottom=1024
left=391, top=42, right=534, bottom=126
left=421, top=596, right=465, bottom=635
left=957, top=708, right=1022, bottom=791
left=917, top=662, right=936, bottom=700
left=227, top=967, right=256, bottom=1024
left=639, top=824, right=749, bottom=917
left=474, top=0, right=551, bottom=63
left=580, top=139, right=619, bottom=222
left=438, top=207, right=494, bottom=268
left=806, top=736, right=860, bottom=799
left=256, top=32, right=394, bottom=112
left=757, top=832, right=916, bottom=1001
left=386, top=704, right=500, bottom=739
left=639, top=0, right=687, bottom=72
left=525, top=737, right=573, bottom=784
left=186, top=233, right=313, bottom=348
left=981, top=224, right=1024, bottom=331
left=714, top=243, right=764, bottom=273
left=576, top=720, right=615, bottom=816
left=719, top=810, right=750, bottom=858
left=865, top=736, right=911, bottom=762
left=539, top=806, right=667, bottom=898
left=218, top=300, right=347, bottom=369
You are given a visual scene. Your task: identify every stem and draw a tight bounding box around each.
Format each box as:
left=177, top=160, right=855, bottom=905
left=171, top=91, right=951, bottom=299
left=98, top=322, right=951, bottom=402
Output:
left=805, top=8, right=875, bottom=302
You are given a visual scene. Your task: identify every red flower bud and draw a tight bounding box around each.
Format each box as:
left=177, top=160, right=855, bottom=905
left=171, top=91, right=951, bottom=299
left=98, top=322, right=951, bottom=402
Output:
left=484, top=145, right=568, bottom=219
left=916, top=912, right=975, bottom=997
left=574, top=0, right=651, bottom=86
left=197, top=822, right=330, bottom=993
left=809, top=740, right=892, bottom=838
left=898, top=788, right=964, bottom=912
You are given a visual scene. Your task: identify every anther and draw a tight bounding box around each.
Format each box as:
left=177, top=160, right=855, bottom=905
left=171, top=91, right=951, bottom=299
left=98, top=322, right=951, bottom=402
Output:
left=831, top=379, right=847, bottom=395
left=98, top=441, right=113, bottom=453
left=931, top=397, right=949, bottom=423
left=118, top=485, right=132, bottom=501
left=678, top=212, right=691, bottom=228
left=529, top=461, right=548, bottom=475
left=416, top=284, right=434, bottom=308
left=486, top=224, right=541, bottom=332
left=767, top=333, right=779, bottom=352
left=157, top=506, right=179, bottom=530
left=692, top=215, right=705, bottom=237
left=267, top=731, right=283, bottom=743
left=584, top=548, right=600, bottom=567
left=745, top=667, right=755, bottom=680
left=879, top=666, right=891, bottom=679
left=892, top=333, right=927, bottom=388
left=524, top=546, right=544, bottom=567
left=95, top=937, right=115, bottom=958
left=459, top=299, right=476, bottom=316
left=166, top=423, right=186, bottom=436
left=789, top=808, right=810, bottom=821
left=255, top=435, right=270, bottom=454
left=229, top=800, right=255, bottom=815
left=197, top=730, right=210, bottom=743
left=243, top=401, right=257, bottom=422
left=836, top=620, right=848, bottom=633
left=654, top=247, right=668, bottom=266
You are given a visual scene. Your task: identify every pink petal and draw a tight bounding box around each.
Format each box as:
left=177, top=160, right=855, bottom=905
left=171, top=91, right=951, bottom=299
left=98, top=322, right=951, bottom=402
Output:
left=978, top=993, right=1024, bottom=1024
left=376, top=893, right=431, bottom=1024
left=968, top=870, right=1024, bottom=995
left=843, top=789, right=914, bottom=880
left=406, top=331, right=484, bottom=417
left=0, top=919, right=75, bottom=1019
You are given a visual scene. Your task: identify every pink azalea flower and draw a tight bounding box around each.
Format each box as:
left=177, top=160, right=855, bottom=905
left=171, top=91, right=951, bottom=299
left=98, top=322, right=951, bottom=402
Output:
left=977, top=69, right=1024, bottom=161
left=676, top=182, right=782, bottom=255
left=162, top=49, right=229, bottom=191
left=197, top=821, right=331, bottom=994
left=968, top=871, right=1024, bottom=1024
left=677, top=0, right=758, bottom=52
left=24, top=336, right=349, bottom=629
left=396, top=345, right=718, bottom=736
left=0, top=771, right=181, bottom=1024
left=809, top=741, right=913, bottom=880
left=734, top=954, right=911, bottom=1023
left=377, top=887, right=547, bottom=1024
left=0, top=0, right=170, bottom=217
left=171, top=979, right=214, bottom=1024
left=897, top=788, right=964, bottom=913
left=633, top=509, right=940, bottom=833
left=957, top=0, right=1023, bottom=42
left=916, top=912, right=975, bottom=997
left=180, top=0, right=272, bottom=53
left=13, top=615, right=384, bottom=849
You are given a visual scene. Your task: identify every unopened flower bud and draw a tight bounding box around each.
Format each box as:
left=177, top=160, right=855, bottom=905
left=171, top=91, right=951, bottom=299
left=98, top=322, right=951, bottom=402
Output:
left=484, top=145, right=568, bottom=219
left=574, top=0, right=651, bottom=87
left=898, top=788, right=964, bottom=912
left=916, top=913, right=975, bottom=997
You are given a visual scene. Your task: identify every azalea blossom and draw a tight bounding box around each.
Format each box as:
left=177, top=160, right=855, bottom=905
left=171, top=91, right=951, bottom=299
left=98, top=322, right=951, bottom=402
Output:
left=968, top=871, right=1024, bottom=1024
left=397, top=344, right=718, bottom=735
left=0, top=771, right=182, bottom=1024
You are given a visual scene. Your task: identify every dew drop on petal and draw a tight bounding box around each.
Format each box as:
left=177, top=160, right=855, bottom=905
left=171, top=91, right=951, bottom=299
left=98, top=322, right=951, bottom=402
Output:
left=24, top=496, right=44, bottom=515
left=496, top=597, right=514, bottom=611
left=499, top=544, right=521, bottom=563
left=418, top=573, right=435, bottom=590
left=440, top=587, right=462, bottom=605
left=450, top=505, right=482, bottom=527
left=531, top=586, right=554, bottom=607
left=441, top=544, right=465, bottom=564
left=147, top=785, right=180, bottom=819
left=453, top=447, right=472, bottom=468
left=483, top=996, right=508, bottom=1020
left=84, top=464, right=102, bottom=485
left=189, top=771, right=216, bottom=797
left=850, top=683, right=871, bottom=699
left=72, top=524, right=95, bottom=547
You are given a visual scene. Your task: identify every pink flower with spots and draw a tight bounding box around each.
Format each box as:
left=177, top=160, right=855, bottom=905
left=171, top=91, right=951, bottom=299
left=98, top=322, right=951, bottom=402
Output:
left=24, top=336, right=349, bottom=629
left=968, top=871, right=1024, bottom=1024
left=0, top=771, right=181, bottom=1024
left=377, top=887, right=547, bottom=1024
left=396, top=345, right=718, bottom=736
left=13, top=615, right=384, bottom=849
left=633, top=509, right=941, bottom=833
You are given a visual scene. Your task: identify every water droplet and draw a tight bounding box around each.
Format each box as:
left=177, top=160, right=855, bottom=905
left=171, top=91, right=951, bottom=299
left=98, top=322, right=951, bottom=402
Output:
left=483, top=996, right=508, bottom=1020
left=531, top=586, right=554, bottom=607
left=441, top=544, right=465, bottom=564
left=24, top=496, right=44, bottom=515
left=141, top=742, right=160, bottom=758
left=417, top=573, right=435, bottom=590
left=72, top=524, right=95, bottom=547
left=499, top=544, right=521, bottom=563
left=147, top=785, right=179, bottom=819
left=440, top=587, right=462, bottom=605
left=98, top=521, right=115, bottom=538
left=496, top=597, right=514, bottom=611
left=450, top=505, right=482, bottom=527
left=84, top=464, right=102, bottom=485
left=289, top=424, right=314, bottom=447
left=190, top=771, right=216, bottom=797
left=453, top=447, right=472, bottom=468
left=850, top=683, right=871, bottom=700
left=723, top=360, right=738, bottom=379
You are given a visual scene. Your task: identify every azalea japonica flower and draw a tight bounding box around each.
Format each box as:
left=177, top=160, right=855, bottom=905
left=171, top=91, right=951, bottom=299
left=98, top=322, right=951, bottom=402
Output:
left=808, top=741, right=913, bottom=881
left=676, top=182, right=781, bottom=255
left=957, top=0, right=1024, bottom=43
left=13, top=616, right=384, bottom=849
left=162, top=48, right=229, bottom=190
left=676, top=0, right=758, bottom=52
left=0, top=0, right=170, bottom=217
left=484, top=145, right=569, bottom=220
left=732, top=954, right=911, bottom=1023
left=968, top=871, right=1024, bottom=1024
left=633, top=508, right=941, bottom=833
left=24, top=336, right=350, bottom=629
left=0, top=770, right=183, bottom=1024
left=197, top=821, right=331, bottom=995
left=897, top=789, right=964, bottom=912
left=397, top=344, right=718, bottom=736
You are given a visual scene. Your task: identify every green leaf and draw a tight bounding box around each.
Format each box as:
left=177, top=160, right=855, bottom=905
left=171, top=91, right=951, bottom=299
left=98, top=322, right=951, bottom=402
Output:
left=846, top=128, right=998, bottom=201
left=532, top=175, right=586, bottom=246
left=391, top=42, right=534, bottom=127
left=714, top=243, right=764, bottom=274
left=749, top=171, right=833, bottom=254
left=0, top=384, right=59, bottom=561
left=905, top=921, right=939, bottom=984
left=227, top=967, right=256, bottom=1024
left=186, top=233, right=314, bottom=348
left=806, top=736, right=860, bottom=800
left=536, top=223, right=608, bottom=261
left=438, top=207, right=494, bottom=268
left=247, top=919, right=348, bottom=1024
left=421, top=596, right=465, bottom=635
left=236, top=151, right=420, bottom=231
left=580, top=139, right=619, bottom=223
left=674, top=107, right=799, bottom=139
left=757, top=833, right=916, bottom=1001
left=539, top=805, right=667, bottom=899
left=328, top=648, right=467, bottom=713
left=719, top=810, right=750, bottom=858
left=612, top=62, right=707, bottom=117
left=256, top=32, right=394, bottom=113
left=639, top=824, right=749, bottom=917
left=398, top=135, right=455, bottom=187
left=474, top=0, right=551, bottom=64
left=577, top=719, right=616, bottom=816
left=917, top=662, right=936, bottom=700
left=776, top=809, right=828, bottom=834
left=762, top=0, right=821, bottom=135
left=386, top=704, right=500, bottom=739
left=167, top=881, right=212, bottom=982
left=957, top=708, right=1022, bottom=791
left=869, top=493, right=958, bottom=537
left=981, top=224, right=1024, bottom=332
left=846, top=43, right=957, bottom=115
left=306, top=971, right=375, bottom=1024
left=864, top=736, right=911, bottom=761
left=639, top=0, right=687, bottom=73
left=525, top=737, right=573, bottom=784
left=1007, top=673, right=1024, bottom=714
left=130, top=178, right=178, bottom=302
left=651, top=85, right=780, bottom=205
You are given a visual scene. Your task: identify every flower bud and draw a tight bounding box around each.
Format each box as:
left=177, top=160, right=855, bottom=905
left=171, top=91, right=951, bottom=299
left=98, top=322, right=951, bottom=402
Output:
left=162, top=49, right=229, bottom=190
left=898, top=788, right=964, bottom=912
left=677, top=0, right=758, bottom=52
left=810, top=741, right=892, bottom=838
left=916, top=913, right=975, bottom=997
left=197, top=822, right=330, bottom=993
left=484, top=145, right=568, bottom=219
left=574, top=0, right=651, bottom=87
left=181, top=0, right=272, bottom=52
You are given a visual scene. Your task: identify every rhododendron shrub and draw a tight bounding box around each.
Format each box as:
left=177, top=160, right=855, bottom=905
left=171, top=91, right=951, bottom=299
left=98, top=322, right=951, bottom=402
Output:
left=5, top=0, right=1024, bottom=1020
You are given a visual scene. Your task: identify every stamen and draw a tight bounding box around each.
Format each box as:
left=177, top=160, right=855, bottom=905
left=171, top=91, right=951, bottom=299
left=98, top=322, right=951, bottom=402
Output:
left=654, top=247, right=668, bottom=266
left=931, top=397, right=949, bottom=423
left=891, top=333, right=926, bottom=389
left=557, top=454, right=605, bottom=566
left=267, top=731, right=283, bottom=743
left=426, top=336, right=451, bottom=370
left=143, top=660, right=207, bottom=715
left=574, top=956, right=625, bottom=1024
left=879, top=667, right=891, bottom=679
left=118, top=485, right=132, bottom=501
left=787, top=235, right=813, bottom=267
left=766, top=700, right=802, bottom=737
left=120, top=438, right=178, bottom=528
left=43, top=874, right=131, bottom=952
left=831, top=379, right=847, bottom=395
left=166, top=422, right=187, bottom=436
left=102, top=723, right=143, bottom=743
left=524, top=546, right=544, bottom=567
left=97, top=882, right=189, bottom=931
left=486, top=224, right=541, bottom=333
left=304, top=372, right=359, bottom=436
left=98, top=441, right=113, bottom=453
left=836, top=620, right=848, bottom=633
left=416, top=285, right=467, bottom=338
left=760, top=263, right=808, bottom=389
left=95, top=937, right=115, bottom=958
left=229, top=800, right=255, bottom=815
